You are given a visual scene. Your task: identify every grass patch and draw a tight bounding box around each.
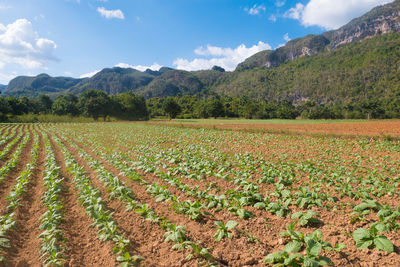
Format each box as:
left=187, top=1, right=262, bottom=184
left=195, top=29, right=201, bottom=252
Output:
left=4, top=114, right=106, bottom=123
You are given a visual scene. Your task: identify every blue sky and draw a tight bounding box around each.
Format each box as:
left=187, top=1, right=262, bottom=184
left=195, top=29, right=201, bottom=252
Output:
left=0, top=0, right=393, bottom=84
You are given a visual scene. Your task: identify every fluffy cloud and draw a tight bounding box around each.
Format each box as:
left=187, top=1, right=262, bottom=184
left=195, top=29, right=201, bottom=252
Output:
left=0, top=72, right=15, bottom=84
left=0, top=18, right=57, bottom=70
left=80, top=69, right=100, bottom=78
left=244, top=4, right=266, bottom=15
left=269, top=14, right=277, bottom=22
left=285, top=0, right=394, bottom=29
left=115, top=62, right=162, bottom=72
left=275, top=1, right=286, bottom=7
left=173, top=41, right=271, bottom=71
left=284, top=3, right=304, bottom=20
left=97, top=7, right=125, bottom=19
left=283, top=33, right=291, bottom=42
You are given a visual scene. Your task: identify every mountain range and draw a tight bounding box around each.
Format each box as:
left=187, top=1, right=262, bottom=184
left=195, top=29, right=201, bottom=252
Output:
left=1, top=0, right=400, bottom=105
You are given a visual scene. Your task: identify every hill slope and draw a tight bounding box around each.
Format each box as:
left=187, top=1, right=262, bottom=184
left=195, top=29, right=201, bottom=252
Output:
left=4, top=74, right=83, bottom=98
left=214, top=32, right=400, bottom=104
left=237, top=0, right=400, bottom=71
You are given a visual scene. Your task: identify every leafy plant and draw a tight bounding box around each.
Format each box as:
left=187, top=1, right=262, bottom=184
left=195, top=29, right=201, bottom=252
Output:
left=291, top=210, right=321, bottom=226
left=353, top=222, right=394, bottom=253
left=214, top=220, right=238, bottom=242
left=116, top=252, right=143, bottom=267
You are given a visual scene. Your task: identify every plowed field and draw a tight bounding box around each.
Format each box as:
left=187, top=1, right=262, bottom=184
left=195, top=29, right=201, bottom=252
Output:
left=0, top=122, right=399, bottom=266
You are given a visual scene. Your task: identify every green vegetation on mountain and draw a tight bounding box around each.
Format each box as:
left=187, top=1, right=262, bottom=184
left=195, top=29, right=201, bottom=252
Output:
left=215, top=32, right=400, bottom=104
left=68, top=67, right=156, bottom=95
left=4, top=74, right=83, bottom=98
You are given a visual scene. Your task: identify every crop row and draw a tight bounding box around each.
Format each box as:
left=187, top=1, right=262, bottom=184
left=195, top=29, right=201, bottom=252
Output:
left=0, top=127, right=39, bottom=263
left=49, top=123, right=399, bottom=264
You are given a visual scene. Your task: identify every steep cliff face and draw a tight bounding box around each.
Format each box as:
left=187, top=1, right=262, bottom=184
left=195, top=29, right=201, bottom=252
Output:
left=326, top=0, right=400, bottom=49
left=237, top=0, right=400, bottom=71
left=236, top=35, right=330, bottom=71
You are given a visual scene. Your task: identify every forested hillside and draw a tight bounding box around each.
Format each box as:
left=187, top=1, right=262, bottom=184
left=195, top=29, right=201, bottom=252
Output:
left=1, top=0, right=399, bottom=120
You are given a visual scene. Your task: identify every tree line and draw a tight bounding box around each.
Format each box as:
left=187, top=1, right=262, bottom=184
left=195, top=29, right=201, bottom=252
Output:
left=1, top=89, right=399, bottom=122
left=148, top=94, right=400, bottom=120
left=0, top=89, right=148, bottom=122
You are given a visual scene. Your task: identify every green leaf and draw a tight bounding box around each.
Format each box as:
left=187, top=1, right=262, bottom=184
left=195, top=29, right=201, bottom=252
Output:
left=0, top=238, right=10, bottom=248
left=303, top=257, right=319, bottom=267
left=317, top=256, right=332, bottom=266
left=264, top=252, right=284, bottom=264
left=374, top=223, right=386, bottom=233
left=214, top=231, right=224, bottom=242
left=225, top=220, right=238, bottom=230
left=291, top=211, right=303, bottom=219
left=353, top=228, right=370, bottom=242
left=254, top=202, right=266, bottom=209
left=306, top=239, right=322, bottom=257
left=357, top=239, right=373, bottom=249
left=284, top=241, right=302, bottom=253
left=374, top=236, right=394, bottom=253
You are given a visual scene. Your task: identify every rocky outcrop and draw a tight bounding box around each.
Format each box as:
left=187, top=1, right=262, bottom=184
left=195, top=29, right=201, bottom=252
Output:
left=236, top=34, right=330, bottom=71
left=326, top=1, right=400, bottom=49
left=237, top=0, right=400, bottom=71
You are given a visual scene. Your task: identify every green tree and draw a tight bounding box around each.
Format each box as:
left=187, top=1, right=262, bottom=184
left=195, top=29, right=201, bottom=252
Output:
left=116, top=92, right=148, bottom=120
left=163, top=97, right=181, bottom=119
left=52, top=94, right=79, bottom=116
left=78, top=89, right=112, bottom=120
left=208, top=98, right=225, bottom=119
left=39, top=94, right=53, bottom=113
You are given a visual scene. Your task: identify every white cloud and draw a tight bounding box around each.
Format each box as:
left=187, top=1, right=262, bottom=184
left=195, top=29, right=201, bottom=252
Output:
left=80, top=69, right=100, bottom=78
left=284, top=3, right=304, bottom=19
left=275, top=1, right=286, bottom=7
left=285, top=0, right=394, bottom=30
left=0, top=18, right=57, bottom=70
left=276, top=33, right=291, bottom=48
left=0, top=72, right=15, bottom=84
left=115, top=62, right=162, bottom=72
left=173, top=41, right=271, bottom=71
left=283, top=33, right=291, bottom=42
left=244, top=4, right=266, bottom=15
left=269, top=14, right=277, bottom=22
left=97, top=7, right=125, bottom=20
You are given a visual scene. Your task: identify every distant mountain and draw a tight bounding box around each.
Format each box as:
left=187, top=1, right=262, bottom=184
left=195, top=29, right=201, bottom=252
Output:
left=3, top=67, right=175, bottom=98
left=138, top=68, right=225, bottom=98
left=0, top=84, right=6, bottom=93
left=1, top=0, right=399, bottom=103
left=4, top=74, right=83, bottom=98
left=68, top=67, right=156, bottom=95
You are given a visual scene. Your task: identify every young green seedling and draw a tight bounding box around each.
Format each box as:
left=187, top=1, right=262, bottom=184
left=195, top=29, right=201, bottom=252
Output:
left=214, top=220, right=238, bottom=242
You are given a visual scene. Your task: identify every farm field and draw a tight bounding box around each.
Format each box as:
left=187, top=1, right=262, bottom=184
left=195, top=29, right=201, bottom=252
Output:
left=0, top=122, right=399, bottom=266
left=150, top=119, right=400, bottom=138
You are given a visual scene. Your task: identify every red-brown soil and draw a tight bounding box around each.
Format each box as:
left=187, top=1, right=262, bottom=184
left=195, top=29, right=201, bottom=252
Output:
left=0, top=123, right=399, bottom=266
left=48, top=134, right=119, bottom=267
left=150, top=120, right=400, bottom=138
left=4, top=130, right=46, bottom=266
